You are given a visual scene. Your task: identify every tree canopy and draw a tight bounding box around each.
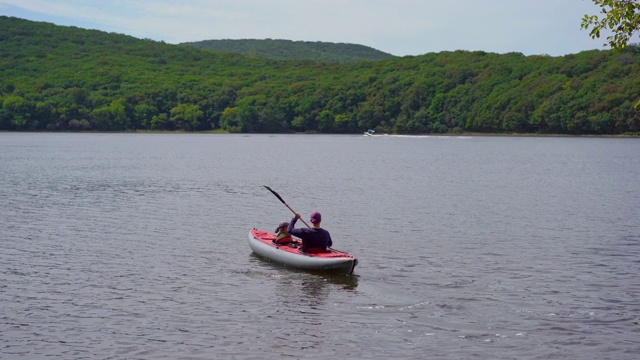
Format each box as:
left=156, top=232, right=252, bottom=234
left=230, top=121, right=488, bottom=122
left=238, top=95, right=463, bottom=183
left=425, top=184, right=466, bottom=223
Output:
left=1, top=16, right=639, bottom=135
left=180, top=39, right=394, bottom=63
left=582, top=0, right=640, bottom=50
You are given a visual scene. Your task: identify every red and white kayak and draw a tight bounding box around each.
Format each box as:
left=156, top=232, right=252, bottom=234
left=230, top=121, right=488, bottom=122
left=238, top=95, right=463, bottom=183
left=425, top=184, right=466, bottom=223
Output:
left=248, top=229, right=358, bottom=275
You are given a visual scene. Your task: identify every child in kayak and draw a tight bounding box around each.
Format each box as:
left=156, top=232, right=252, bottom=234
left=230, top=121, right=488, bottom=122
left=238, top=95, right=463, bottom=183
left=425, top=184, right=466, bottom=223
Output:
left=273, top=221, right=293, bottom=244
left=287, top=212, right=332, bottom=253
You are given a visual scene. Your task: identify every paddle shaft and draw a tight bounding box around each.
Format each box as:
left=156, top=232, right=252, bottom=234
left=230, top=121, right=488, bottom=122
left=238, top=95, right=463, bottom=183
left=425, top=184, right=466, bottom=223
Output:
left=263, top=186, right=311, bottom=228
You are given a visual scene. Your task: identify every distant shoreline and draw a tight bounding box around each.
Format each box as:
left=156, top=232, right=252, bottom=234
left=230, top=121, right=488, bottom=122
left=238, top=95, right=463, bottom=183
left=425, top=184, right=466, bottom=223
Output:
left=1, top=130, right=638, bottom=138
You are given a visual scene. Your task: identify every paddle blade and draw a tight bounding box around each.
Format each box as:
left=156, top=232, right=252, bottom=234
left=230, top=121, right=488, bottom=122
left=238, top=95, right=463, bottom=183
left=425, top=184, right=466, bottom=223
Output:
left=263, top=185, right=286, bottom=204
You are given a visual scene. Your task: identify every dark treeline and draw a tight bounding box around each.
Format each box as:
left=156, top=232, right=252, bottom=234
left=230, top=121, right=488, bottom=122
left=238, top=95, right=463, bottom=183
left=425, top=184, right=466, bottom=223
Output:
left=1, top=16, right=639, bottom=134
left=180, top=39, right=394, bottom=63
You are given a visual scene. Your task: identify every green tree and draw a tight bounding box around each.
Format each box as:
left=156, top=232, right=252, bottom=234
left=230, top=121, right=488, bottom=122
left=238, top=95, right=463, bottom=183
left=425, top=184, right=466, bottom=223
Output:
left=582, top=0, right=640, bottom=50
left=91, top=106, right=114, bottom=130
left=134, top=103, right=158, bottom=129
left=219, top=106, right=244, bottom=132
left=170, top=103, right=203, bottom=130
left=89, top=98, right=129, bottom=130
left=317, top=109, right=335, bottom=132
left=582, top=1, right=640, bottom=110
left=334, top=113, right=356, bottom=133
left=109, top=98, right=129, bottom=130
left=68, top=119, right=91, bottom=130
left=151, top=113, right=169, bottom=130
left=3, top=95, right=34, bottom=129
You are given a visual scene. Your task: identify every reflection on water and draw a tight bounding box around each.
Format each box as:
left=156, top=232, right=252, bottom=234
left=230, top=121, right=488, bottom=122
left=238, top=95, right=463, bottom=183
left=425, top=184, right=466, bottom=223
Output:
left=250, top=253, right=359, bottom=293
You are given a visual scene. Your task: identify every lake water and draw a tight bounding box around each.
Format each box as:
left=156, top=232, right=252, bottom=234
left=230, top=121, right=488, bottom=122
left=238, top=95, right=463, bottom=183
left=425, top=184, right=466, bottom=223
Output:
left=1, top=133, right=639, bottom=359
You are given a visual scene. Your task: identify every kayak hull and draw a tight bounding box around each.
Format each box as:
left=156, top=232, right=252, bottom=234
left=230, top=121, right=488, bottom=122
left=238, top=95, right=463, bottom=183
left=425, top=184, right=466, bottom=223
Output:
left=248, top=229, right=358, bottom=275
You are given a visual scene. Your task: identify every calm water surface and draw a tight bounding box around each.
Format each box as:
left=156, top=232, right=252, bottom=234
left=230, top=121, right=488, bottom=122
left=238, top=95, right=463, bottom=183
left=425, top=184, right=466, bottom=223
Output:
left=1, top=133, right=639, bottom=359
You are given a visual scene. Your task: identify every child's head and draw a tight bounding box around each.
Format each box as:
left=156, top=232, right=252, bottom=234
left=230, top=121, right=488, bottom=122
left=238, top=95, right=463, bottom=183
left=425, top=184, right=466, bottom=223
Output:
left=275, top=221, right=289, bottom=233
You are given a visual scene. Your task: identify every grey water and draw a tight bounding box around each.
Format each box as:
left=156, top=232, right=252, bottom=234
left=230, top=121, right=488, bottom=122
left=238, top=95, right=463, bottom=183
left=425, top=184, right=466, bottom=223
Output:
left=1, top=133, right=639, bottom=359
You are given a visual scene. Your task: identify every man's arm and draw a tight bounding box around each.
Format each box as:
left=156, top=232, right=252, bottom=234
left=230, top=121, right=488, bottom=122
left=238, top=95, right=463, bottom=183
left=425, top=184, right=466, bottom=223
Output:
left=287, top=217, right=297, bottom=233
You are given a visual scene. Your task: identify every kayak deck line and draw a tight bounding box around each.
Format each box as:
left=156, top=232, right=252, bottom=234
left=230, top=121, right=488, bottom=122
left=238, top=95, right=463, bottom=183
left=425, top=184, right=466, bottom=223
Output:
left=248, top=228, right=358, bottom=275
left=272, top=242, right=355, bottom=258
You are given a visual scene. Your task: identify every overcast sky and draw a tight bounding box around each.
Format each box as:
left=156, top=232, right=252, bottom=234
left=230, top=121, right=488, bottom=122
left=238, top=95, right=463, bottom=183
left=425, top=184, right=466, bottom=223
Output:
left=0, top=0, right=613, bottom=56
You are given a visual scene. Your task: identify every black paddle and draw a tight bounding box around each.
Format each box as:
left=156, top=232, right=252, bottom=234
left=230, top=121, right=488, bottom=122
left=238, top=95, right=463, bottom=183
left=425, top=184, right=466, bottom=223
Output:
left=263, top=185, right=311, bottom=228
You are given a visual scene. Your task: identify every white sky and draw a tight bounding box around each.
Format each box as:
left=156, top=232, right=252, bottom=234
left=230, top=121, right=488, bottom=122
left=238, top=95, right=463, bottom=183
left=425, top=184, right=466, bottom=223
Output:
left=0, top=0, right=614, bottom=56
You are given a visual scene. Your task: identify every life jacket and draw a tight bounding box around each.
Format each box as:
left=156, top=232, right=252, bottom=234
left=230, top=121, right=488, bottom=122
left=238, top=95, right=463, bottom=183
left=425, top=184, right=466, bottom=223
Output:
left=274, top=232, right=293, bottom=244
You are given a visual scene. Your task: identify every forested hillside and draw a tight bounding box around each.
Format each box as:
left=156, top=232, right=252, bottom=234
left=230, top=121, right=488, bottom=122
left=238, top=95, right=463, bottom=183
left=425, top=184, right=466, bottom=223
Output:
left=180, top=39, right=394, bottom=63
left=1, top=16, right=639, bottom=134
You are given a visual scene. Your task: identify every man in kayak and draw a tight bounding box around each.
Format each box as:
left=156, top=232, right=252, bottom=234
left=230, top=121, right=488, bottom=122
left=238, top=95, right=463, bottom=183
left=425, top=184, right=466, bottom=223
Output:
left=287, top=212, right=333, bottom=253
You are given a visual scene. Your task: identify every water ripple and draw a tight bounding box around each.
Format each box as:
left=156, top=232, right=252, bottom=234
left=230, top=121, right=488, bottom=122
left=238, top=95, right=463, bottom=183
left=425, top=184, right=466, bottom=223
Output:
left=1, top=134, right=639, bottom=359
